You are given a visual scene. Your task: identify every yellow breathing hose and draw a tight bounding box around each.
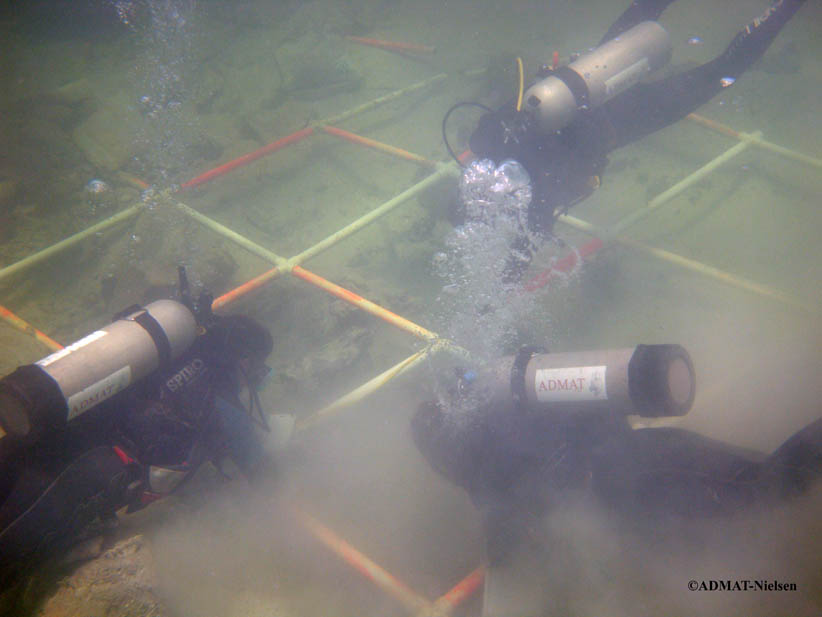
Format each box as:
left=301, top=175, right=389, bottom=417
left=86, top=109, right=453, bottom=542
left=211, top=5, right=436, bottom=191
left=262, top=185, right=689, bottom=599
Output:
left=515, top=57, right=524, bottom=112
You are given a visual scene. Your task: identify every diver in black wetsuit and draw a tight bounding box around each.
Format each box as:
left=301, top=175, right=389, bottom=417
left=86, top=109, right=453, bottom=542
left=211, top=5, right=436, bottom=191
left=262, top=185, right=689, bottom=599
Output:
left=461, top=0, right=808, bottom=278
left=0, top=312, right=278, bottom=599
left=410, top=346, right=822, bottom=615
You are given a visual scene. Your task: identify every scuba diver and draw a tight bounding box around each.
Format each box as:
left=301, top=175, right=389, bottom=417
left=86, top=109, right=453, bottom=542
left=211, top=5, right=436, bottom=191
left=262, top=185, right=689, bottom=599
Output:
left=411, top=345, right=822, bottom=616
left=0, top=271, right=289, bottom=600
left=446, top=0, right=808, bottom=280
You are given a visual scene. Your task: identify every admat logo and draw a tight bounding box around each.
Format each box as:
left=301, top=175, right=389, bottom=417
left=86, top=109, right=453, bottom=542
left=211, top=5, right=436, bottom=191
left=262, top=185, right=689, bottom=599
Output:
left=534, top=366, right=606, bottom=401
left=537, top=377, right=587, bottom=392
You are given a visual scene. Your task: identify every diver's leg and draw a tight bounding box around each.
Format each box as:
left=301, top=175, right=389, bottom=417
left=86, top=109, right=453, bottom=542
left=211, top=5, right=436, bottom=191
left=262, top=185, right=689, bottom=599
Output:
left=599, top=0, right=678, bottom=46
left=605, top=0, right=806, bottom=148
left=766, top=417, right=822, bottom=498
left=0, top=446, right=136, bottom=587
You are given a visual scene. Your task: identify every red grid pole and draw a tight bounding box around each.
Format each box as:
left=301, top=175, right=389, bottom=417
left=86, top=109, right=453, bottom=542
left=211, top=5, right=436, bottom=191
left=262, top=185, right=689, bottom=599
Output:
left=180, top=127, right=315, bottom=191
left=345, top=35, right=436, bottom=54
left=292, top=265, right=438, bottom=341
left=523, top=237, right=605, bottom=293
left=429, top=565, right=486, bottom=615
left=293, top=505, right=431, bottom=614
left=323, top=125, right=436, bottom=167
left=0, top=304, right=62, bottom=352
left=211, top=266, right=282, bottom=313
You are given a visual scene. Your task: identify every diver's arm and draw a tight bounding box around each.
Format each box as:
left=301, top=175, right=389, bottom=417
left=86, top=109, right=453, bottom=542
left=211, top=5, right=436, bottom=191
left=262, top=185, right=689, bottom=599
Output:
left=411, top=401, right=490, bottom=492
left=604, top=0, right=807, bottom=148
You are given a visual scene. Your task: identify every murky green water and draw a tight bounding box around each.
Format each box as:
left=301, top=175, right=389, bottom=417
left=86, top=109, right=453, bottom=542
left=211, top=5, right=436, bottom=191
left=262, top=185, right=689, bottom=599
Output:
left=1, top=1, right=820, bottom=615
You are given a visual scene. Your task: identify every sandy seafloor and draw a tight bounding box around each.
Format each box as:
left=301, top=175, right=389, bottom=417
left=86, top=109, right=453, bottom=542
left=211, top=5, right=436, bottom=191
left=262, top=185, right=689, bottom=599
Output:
left=1, top=1, right=821, bottom=615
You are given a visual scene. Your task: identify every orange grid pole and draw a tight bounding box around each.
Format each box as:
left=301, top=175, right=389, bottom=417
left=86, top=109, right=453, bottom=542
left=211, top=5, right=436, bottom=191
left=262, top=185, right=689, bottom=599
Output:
left=174, top=73, right=449, bottom=193
left=687, top=113, right=821, bottom=169
left=294, top=505, right=485, bottom=616
left=0, top=304, right=62, bottom=352
left=169, top=168, right=457, bottom=315
left=291, top=265, right=438, bottom=342
left=211, top=266, right=282, bottom=313
left=345, top=35, right=436, bottom=54
left=293, top=506, right=431, bottom=615
left=523, top=237, right=604, bottom=293
left=687, top=113, right=742, bottom=139
left=0, top=76, right=453, bottom=288
left=323, top=125, right=436, bottom=167
left=428, top=565, right=486, bottom=616
left=116, top=171, right=150, bottom=190
left=180, top=127, right=315, bottom=191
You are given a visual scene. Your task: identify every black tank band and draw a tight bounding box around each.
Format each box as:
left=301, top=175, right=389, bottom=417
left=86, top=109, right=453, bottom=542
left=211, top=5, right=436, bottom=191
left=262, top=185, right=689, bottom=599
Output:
left=553, top=66, right=591, bottom=111
left=124, top=308, right=172, bottom=367
left=511, top=345, right=547, bottom=412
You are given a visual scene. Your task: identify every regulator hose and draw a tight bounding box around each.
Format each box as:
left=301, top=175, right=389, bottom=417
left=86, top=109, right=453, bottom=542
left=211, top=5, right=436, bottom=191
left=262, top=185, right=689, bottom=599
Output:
left=441, top=101, right=493, bottom=166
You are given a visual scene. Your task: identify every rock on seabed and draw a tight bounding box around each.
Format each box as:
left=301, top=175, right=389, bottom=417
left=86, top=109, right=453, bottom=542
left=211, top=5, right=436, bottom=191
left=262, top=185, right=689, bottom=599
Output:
left=36, top=535, right=165, bottom=617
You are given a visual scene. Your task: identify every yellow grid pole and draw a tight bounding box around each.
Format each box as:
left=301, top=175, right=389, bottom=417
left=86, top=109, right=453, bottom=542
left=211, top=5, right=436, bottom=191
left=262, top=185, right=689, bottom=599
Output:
left=295, top=347, right=433, bottom=432
left=169, top=163, right=456, bottom=281
left=0, top=205, right=142, bottom=283
left=157, top=118, right=816, bottom=321
left=0, top=75, right=451, bottom=288
left=558, top=213, right=815, bottom=314
left=617, top=235, right=815, bottom=313
left=170, top=195, right=289, bottom=267
left=167, top=187, right=454, bottom=340
left=318, top=73, right=448, bottom=129
left=295, top=337, right=468, bottom=434
left=288, top=163, right=458, bottom=267
left=687, top=113, right=822, bottom=169
left=611, top=131, right=761, bottom=235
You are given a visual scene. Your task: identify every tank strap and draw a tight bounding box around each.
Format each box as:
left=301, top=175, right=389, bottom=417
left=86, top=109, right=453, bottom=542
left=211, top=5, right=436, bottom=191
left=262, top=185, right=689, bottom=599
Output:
left=121, top=307, right=172, bottom=367
left=551, top=66, right=590, bottom=112
left=511, top=346, right=546, bottom=412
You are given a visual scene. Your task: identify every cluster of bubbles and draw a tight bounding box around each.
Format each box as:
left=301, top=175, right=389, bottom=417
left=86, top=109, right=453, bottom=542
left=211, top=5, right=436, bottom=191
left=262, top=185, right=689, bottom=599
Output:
left=84, top=178, right=113, bottom=216
left=113, top=0, right=139, bottom=27
left=126, top=230, right=144, bottom=266
left=433, top=159, right=543, bottom=363
left=114, top=0, right=197, bottom=179
left=98, top=1, right=199, bottom=272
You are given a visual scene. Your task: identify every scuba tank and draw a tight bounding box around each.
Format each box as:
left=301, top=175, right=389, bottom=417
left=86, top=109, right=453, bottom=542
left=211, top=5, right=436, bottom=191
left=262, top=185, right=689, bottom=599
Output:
left=523, top=21, right=672, bottom=133
left=0, top=299, right=198, bottom=454
left=457, top=344, right=694, bottom=418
